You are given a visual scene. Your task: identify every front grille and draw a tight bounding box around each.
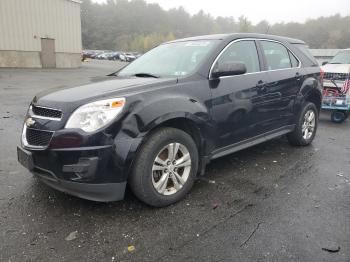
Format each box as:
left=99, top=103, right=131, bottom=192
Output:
left=32, top=105, right=62, bottom=119
left=323, top=72, right=349, bottom=81
left=26, top=128, right=54, bottom=147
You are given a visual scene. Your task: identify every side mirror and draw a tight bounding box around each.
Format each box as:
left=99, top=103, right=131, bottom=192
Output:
left=211, top=62, right=247, bottom=78
left=322, top=61, right=328, bottom=66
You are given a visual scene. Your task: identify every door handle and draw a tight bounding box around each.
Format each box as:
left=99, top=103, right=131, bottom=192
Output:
left=256, top=80, right=267, bottom=92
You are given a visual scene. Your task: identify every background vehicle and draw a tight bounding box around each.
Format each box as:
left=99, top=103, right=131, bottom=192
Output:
left=95, top=52, right=109, bottom=60
left=107, top=52, right=122, bottom=61
left=119, top=53, right=127, bottom=62
left=321, top=49, right=350, bottom=123
left=124, top=52, right=137, bottom=62
left=82, top=50, right=141, bottom=61
left=17, top=34, right=322, bottom=207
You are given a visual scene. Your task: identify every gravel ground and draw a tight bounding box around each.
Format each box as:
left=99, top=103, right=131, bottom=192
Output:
left=0, top=60, right=349, bottom=262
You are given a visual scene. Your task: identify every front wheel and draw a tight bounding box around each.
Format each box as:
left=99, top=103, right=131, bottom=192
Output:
left=129, top=127, right=198, bottom=207
left=287, top=102, right=318, bottom=146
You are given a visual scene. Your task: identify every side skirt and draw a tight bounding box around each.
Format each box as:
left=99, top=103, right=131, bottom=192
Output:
left=210, top=125, right=295, bottom=160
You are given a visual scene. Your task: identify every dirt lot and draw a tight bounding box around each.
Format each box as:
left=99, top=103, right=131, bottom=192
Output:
left=0, top=60, right=349, bottom=262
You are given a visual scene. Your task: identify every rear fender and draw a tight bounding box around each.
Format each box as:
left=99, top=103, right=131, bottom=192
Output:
left=294, top=74, right=322, bottom=117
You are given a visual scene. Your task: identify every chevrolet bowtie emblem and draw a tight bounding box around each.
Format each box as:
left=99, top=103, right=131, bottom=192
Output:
left=25, top=117, right=35, bottom=127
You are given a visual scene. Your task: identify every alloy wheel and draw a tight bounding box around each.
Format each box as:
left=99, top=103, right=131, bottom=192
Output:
left=302, top=109, right=316, bottom=140
left=151, top=143, right=192, bottom=196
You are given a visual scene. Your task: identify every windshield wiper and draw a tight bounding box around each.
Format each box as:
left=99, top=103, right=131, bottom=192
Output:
left=329, top=62, right=341, bottom=64
left=133, top=73, right=159, bottom=78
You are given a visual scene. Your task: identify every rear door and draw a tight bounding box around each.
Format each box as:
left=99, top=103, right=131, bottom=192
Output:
left=258, top=40, right=303, bottom=129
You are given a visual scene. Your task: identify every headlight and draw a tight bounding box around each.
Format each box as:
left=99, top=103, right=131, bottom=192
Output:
left=65, top=97, right=125, bottom=132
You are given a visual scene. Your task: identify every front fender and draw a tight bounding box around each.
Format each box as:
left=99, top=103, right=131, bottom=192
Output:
left=111, top=95, right=213, bottom=180
left=120, top=95, right=211, bottom=137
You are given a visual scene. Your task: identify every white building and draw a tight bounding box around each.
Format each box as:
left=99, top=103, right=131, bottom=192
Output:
left=0, top=0, right=82, bottom=68
left=309, top=49, right=341, bottom=65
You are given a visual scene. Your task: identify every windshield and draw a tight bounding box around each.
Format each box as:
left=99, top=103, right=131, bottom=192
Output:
left=330, top=51, right=350, bottom=64
left=117, top=40, right=220, bottom=78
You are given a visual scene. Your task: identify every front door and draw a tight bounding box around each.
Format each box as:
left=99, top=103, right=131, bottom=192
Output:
left=41, top=38, right=56, bottom=68
left=209, top=40, right=270, bottom=149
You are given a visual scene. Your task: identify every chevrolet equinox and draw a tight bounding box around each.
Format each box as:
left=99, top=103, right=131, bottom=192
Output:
left=17, top=34, right=322, bottom=207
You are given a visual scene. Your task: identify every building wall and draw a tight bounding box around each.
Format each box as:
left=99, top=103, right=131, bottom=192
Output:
left=0, top=0, right=82, bottom=68
left=309, top=49, right=341, bottom=65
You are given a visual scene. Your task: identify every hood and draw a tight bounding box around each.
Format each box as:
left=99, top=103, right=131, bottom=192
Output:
left=33, top=77, right=177, bottom=112
left=321, top=63, right=350, bottom=73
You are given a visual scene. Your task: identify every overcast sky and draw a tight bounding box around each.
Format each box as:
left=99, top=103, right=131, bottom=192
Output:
left=91, top=0, right=350, bottom=24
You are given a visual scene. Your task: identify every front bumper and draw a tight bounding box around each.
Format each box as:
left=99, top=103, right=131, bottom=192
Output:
left=17, top=145, right=128, bottom=202
left=39, top=177, right=126, bottom=202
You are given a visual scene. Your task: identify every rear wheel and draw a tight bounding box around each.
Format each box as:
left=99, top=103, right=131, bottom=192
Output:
left=331, top=110, right=348, bottom=124
left=287, top=102, right=318, bottom=146
left=129, top=127, right=198, bottom=207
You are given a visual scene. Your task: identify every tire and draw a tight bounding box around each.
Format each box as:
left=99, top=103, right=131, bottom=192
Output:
left=287, top=102, right=318, bottom=146
left=331, top=110, right=347, bottom=124
left=129, top=127, right=199, bottom=207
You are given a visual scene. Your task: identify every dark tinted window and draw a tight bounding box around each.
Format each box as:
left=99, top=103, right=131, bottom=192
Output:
left=217, top=40, right=260, bottom=73
left=293, top=43, right=318, bottom=66
left=261, top=41, right=292, bottom=70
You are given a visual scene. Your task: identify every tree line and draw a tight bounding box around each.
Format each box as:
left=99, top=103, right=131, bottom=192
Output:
left=81, top=0, right=350, bottom=52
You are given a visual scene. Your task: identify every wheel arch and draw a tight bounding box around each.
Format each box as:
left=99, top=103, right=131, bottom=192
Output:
left=294, top=76, right=322, bottom=117
left=125, top=116, right=211, bottom=177
left=146, top=117, right=205, bottom=155
left=304, top=89, right=322, bottom=112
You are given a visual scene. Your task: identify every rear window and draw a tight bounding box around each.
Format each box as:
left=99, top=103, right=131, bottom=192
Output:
left=293, top=44, right=318, bottom=66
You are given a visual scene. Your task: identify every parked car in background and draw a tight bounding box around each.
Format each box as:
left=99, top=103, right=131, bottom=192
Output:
left=82, top=50, right=141, bottom=61
left=96, top=53, right=108, bottom=60
left=81, top=51, right=88, bottom=61
left=125, top=53, right=136, bottom=62
left=90, top=51, right=104, bottom=59
left=82, top=50, right=98, bottom=60
left=102, top=52, right=116, bottom=60
left=322, top=49, right=350, bottom=74
left=119, top=53, right=127, bottom=62
left=321, top=49, right=350, bottom=122
left=18, top=33, right=322, bottom=207
left=107, top=52, right=122, bottom=61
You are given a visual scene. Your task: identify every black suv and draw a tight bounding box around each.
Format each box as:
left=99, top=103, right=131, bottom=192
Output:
left=17, top=34, right=322, bottom=207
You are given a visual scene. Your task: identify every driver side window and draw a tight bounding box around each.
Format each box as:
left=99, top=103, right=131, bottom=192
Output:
left=217, top=40, right=260, bottom=73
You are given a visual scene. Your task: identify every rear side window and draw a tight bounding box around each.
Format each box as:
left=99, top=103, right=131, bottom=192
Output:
left=261, top=41, right=292, bottom=70
left=217, top=40, right=260, bottom=73
left=293, top=43, right=318, bottom=66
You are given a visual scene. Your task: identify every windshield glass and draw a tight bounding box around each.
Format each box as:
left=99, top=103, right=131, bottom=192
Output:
left=117, top=40, right=220, bottom=78
left=330, top=51, right=350, bottom=64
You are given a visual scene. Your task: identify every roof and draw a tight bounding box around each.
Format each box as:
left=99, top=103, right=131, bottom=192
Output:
left=168, top=33, right=305, bottom=44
